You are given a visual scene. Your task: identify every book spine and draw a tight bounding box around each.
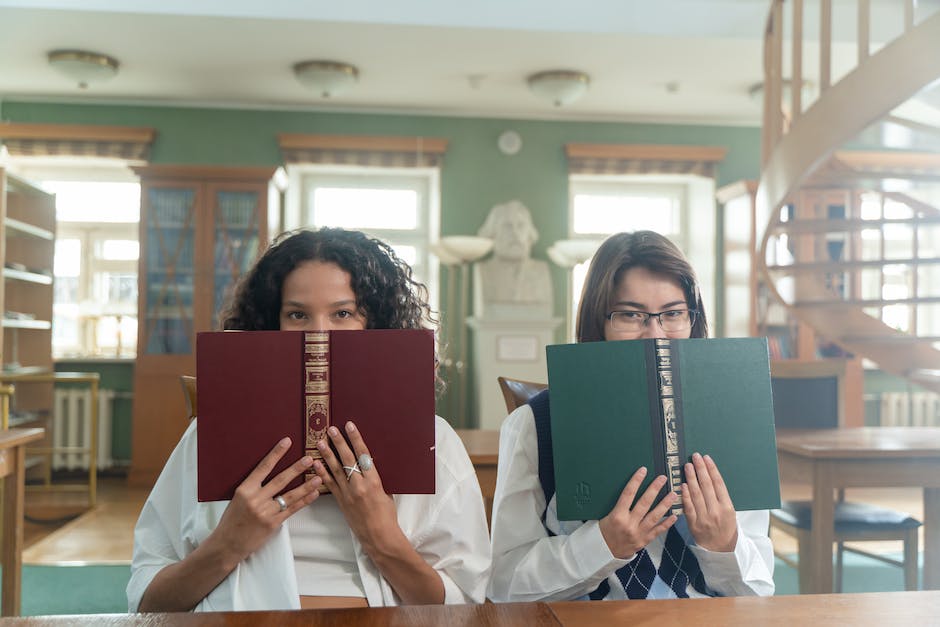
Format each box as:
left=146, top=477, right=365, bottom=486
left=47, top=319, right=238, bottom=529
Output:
left=654, top=338, right=686, bottom=516
left=305, top=331, right=330, bottom=486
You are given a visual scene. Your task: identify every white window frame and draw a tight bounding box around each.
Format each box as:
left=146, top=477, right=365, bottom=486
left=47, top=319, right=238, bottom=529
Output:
left=566, top=174, right=717, bottom=339
left=285, top=164, right=442, bottom=311
left=54, top=222, right=138, bottom=358
left=5, top=159, right=141, bottom=359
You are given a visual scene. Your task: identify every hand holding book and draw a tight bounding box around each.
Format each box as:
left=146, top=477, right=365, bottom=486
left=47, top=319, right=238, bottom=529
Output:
left=598, top=467, right=678, bottom=559
left=680, top=453, right=738, bottom=553
left=311, top=421, right=402, bottom=555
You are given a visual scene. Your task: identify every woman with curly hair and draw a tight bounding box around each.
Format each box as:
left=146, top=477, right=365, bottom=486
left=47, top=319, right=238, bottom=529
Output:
left=128, top=228, right=491, bottom=613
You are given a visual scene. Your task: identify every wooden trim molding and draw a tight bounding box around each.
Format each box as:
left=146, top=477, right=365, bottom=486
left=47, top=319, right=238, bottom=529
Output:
left=565, top=143, right=727, bottom=177
left=565, top=143, right=727, bottom=162
left=0, top=123, right=155, bottom=143
left=278, top=133, right=448, bottom=167
left=131, top=164, right=277, bottom=182
left=0, top=122, right=156, bottom=161
left=278, top=134, right=447, bottom=154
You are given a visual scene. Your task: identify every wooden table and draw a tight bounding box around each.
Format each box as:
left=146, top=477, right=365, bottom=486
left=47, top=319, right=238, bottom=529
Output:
left=456, top=429, right=498, bottom=523
left=3, top=592, right=940, bottom=625
left=549, top=590, right=940, bottom=625
left=776, top=427, right=940, bottom=593
left=0, top=427, right=45, bottom=616
left=0, top=371, right=101, bottom=508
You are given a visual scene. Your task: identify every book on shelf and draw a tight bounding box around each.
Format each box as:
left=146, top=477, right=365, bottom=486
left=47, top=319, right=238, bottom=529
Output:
left=546, top=337, right=781, bottom=521
left=196, top=329, right=436, bottom=502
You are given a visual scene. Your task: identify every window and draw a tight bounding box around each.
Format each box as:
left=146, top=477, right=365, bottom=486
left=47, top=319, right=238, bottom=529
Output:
left=859, top=191, right=940, bottom=336
left=287, top=165, right=440, bottom=308
left=566, top=175, right=715, bottom=338
left=45, top=180, right=140, bottom=358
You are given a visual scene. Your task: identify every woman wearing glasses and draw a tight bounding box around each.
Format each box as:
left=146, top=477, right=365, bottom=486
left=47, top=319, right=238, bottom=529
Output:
left=487, top=230, right=773, bottom=602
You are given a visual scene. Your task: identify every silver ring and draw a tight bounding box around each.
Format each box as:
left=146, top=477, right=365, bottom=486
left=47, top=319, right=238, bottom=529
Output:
left=358, top=453, right=373, bottom=471
left=274, top=495, right=287, bottom=512
left=343, top=464, right=361, bottom=480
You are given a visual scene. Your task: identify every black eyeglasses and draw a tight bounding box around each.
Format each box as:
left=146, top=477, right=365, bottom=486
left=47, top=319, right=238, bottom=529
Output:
left=605, top=309, right=697, bottom=334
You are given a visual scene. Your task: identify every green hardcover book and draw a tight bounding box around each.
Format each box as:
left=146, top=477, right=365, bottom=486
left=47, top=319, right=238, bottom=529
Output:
left=547, top=337, right=781, bottom=521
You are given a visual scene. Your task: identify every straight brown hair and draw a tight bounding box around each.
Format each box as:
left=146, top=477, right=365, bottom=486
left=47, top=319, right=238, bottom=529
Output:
left=575, top=231, right=708, bottom=343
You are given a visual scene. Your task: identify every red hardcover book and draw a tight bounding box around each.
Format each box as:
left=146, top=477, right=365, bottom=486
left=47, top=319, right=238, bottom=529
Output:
left=196, top=329, right=436, bottom=502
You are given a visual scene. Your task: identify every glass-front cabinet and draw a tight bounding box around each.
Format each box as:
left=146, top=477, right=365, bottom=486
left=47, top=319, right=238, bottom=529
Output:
left=131, top=165, right=278, bottom=486
left=142, top=185, right=196, bottom=355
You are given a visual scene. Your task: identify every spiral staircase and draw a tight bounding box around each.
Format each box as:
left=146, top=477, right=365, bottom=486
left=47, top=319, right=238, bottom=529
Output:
left=757, top=0, right=940, bottom=395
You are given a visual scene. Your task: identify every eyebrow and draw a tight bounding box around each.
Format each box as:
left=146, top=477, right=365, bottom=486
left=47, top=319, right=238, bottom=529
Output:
left=610, top=299, right=687, bottom=311
left=281, top=299, right=359, bottom=309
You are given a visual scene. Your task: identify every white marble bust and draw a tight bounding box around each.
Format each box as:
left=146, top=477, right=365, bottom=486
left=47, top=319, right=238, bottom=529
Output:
left=473, top=200, right=553, bottom=318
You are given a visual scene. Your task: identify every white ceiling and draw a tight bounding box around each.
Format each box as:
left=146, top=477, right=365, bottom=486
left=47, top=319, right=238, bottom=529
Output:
left=1, top=0, right=938, bottom=126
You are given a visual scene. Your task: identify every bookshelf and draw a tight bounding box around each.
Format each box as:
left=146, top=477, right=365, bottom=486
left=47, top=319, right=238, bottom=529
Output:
left=128, top=165, right=278, bottom=487
left=718, top=180, right=864, bottom=424
left=1, top=168, right=56, bottom=422
left=0, top=169, right=56, bottom=479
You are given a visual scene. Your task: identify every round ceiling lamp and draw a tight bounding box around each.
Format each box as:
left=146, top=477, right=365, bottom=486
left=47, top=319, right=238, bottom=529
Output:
left=47, top=49, right=119, bottom=89
left=527, top=70, right=590, bottom=107
left=293, top=60, right=359, bottom=98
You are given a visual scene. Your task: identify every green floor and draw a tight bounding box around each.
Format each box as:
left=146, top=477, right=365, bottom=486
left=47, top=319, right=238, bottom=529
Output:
left=6, top=554, right=919, bottom=615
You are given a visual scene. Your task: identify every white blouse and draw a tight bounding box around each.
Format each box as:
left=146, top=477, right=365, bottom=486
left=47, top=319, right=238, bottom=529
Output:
left=287, top=496, right=364, bottom=598
left=128, top=416, right=491, bottom=611
left=487, top=404, right=775, bottom=602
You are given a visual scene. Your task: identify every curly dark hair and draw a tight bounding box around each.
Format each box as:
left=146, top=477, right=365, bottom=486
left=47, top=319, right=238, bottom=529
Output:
left=575, top=230, right=709, bottom=343
left=219, top=227, right=436, bottom=332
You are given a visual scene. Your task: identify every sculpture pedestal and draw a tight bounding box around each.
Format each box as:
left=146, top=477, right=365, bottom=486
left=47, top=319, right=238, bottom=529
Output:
left=467, top=316, right=561, bottom=430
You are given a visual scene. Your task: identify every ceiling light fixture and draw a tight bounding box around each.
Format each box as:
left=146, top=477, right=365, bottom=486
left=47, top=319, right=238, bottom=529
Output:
left=293, top=60, right=359, bottom=98
left=527, top=70, right=590, bottom=107
left=47, top=49, right=119, bottom=89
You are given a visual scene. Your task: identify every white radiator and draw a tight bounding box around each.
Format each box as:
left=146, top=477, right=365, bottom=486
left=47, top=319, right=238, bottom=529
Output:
left=52, top=388, right=117, bottom=470
left=880, top=391, right=940, bottom=427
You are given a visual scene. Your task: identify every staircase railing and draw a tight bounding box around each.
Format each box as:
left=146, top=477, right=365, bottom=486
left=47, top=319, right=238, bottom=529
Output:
left=756, top=0, right=940, bottom=393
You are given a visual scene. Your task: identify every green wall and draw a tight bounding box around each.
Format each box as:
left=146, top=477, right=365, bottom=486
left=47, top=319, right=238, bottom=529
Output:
left=8, top=101, right=762, bottom=427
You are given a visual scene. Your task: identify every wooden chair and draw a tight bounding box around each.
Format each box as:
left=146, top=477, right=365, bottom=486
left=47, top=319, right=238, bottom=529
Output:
left=496, top=376, right=548, bottom=414
left=180, top=375, right=197, bottom=420
left=770, top=360, right=921, bottom=592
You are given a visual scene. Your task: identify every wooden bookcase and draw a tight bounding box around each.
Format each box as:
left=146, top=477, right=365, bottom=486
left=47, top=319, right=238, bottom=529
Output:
left=128, top=165, right=278, bottom=487
left=717, top=179, right=864, bottom=425
left=718, top=179, right=815, bottom=356
left=0, top=169, right=56, bottom=426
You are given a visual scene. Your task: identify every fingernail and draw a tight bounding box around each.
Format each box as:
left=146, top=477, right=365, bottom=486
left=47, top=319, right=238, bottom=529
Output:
left=317, top=440, right=327, bottom=450
left=346, top=421, right=357, bottom=432
left=279, top=437, right=291, bottom=448
left=309, top=475, right=322, bottom=485
left=638, top=467, right=647, bottom=475
left=301, top=456, right=313, bottom=467
left=312, top=460, right=323, bottom=471
left=329, top=426, right=339, bottom=436
left=693, top=452, right=702, bottom=461
left=704, top=454, right=713, bottom=462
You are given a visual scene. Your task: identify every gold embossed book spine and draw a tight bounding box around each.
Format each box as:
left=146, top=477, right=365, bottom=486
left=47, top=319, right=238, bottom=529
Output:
left=305, top=331, right=330, bottom=489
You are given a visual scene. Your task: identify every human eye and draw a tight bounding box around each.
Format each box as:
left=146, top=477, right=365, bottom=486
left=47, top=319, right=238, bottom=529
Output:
left=285, top=310, right=307, bottom=321
left=661, top=309, right=687, bottom=320
left=334, top=309, right=354, bottom=319
left=618, top=311, right=647, bottom=321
